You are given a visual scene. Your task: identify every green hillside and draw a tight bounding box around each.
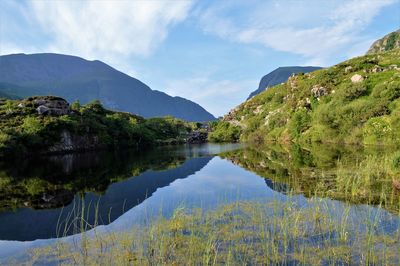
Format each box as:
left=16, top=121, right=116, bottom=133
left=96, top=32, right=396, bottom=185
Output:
left=209, top=48, right=400, bottom=146
left=0, top=96, right=197, bottom=158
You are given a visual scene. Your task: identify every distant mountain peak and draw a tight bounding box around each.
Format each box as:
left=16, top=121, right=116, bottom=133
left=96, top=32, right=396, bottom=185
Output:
left=247, top=66, right=322, bottom=99
left=367, top=29, right=400, bottom=55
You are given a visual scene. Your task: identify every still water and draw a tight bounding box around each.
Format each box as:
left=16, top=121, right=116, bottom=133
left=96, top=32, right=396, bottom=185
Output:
left=0, top=143, right=399, bottom=261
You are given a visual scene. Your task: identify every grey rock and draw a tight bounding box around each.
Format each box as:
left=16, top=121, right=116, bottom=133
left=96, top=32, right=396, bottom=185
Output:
left=37, top=105, right=50, bottom=115
left=311, top=85, right=327, bottom=97
left=34, top=97, right=70, bottom=116
left=345, top=66, right=353, bottom=73
left=351, top=74, right=364, bottom=83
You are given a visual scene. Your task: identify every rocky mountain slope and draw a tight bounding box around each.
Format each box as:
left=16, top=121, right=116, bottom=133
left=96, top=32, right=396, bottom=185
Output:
left=248, top=66, right=322, bottom=99
left=209, top=48, right=400, bottom=146
left=0, top=53, right=215, bottom=122
left=367, top=29, right=400, bottom=54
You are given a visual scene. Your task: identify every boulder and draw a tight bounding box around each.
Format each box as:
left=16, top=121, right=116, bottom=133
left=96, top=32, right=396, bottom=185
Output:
left=351, top=74, right=364, bottom=83
left=371, top=65, right=383, bottom=73
left=31, top=96, right=70, bottom=116
left=37, top=105, right=50, bottom=115
left=33, top=99, right=47, bottom=106
left=311, top=85, right=327, bottom=97
left=344, top=66, right=353, bottom=73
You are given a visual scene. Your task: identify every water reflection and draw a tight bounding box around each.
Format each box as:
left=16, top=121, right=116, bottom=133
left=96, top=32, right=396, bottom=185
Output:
left=221, top=143, right=400, bottom=212
left=0, top=143, right=399, bottom=263
left=0, top=144, right=241, bottom=241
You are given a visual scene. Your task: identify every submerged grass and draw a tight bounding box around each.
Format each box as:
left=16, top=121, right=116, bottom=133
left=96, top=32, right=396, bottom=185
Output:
left=23, top=194, right=400, bottom=266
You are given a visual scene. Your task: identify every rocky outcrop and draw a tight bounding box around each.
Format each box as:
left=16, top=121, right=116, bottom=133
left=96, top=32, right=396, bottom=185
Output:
left=48, top=130, right=103, bottom=154
left=187, top=131, right=208, bottom=144
left=223, top=106, right=245, bottom=128
left=32, top=96, right=70, bottom=115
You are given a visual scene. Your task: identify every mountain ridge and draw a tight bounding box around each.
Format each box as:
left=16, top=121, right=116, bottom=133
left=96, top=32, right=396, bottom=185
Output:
left=0, top=53, right=215, bottom=122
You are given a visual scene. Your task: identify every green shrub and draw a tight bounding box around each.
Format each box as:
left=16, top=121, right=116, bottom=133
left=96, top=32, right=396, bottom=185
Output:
left=288, top=109, right=311, bottom=139
left=208, top=121, right=241, bottom=142
left=392, top=151, right=400, bottom=169
left=363, top=116, right=392, bottom=144
left=22, top=116, right=44, bottom=134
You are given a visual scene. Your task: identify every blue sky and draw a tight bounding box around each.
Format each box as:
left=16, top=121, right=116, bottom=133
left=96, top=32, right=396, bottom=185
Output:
left=1, top=0, right=399, bottom=116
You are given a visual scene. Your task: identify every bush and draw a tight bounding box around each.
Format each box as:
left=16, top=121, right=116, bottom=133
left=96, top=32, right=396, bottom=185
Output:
left=363, top=117, right=392, bottom=144
left=392, top=151, right=400, bottom=169
left=288, top=109, right=311, bottom=139
left=208, top=121, right=241, bottom=142
left=22, top=116, right=44, bottom=134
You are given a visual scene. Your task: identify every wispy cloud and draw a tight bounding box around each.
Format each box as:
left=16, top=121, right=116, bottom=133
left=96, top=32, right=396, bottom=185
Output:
left=0, top=0, right=193, bottom=75
left=197, top=0, right=397, bottom=65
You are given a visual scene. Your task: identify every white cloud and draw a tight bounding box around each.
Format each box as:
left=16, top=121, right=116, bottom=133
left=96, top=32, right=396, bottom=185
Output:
left=198, top=0, right=397, bottom=65
left=32, top=1, right=192, bottom=57
left=165, top=76, right=256, bottom=117
left=1, top=0, right=193, bottom=76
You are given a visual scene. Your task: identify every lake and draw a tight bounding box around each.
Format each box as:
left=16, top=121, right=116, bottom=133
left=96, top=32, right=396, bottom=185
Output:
left=0, top=143, right=399, bottom=264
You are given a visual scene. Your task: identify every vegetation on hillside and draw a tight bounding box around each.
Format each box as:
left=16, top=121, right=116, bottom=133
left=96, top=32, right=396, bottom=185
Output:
left=367, top=29, right=400, bottom=54
left=0, top=96, right=198, bottom=158
left=209, top=49, right=400, bottom=145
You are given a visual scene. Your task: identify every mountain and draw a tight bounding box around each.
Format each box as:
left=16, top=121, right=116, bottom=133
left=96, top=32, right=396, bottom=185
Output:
left=209, top=48, right=400, bottom=146
left=0, top=53, right=215, bottom=122
left=247, top=66, right=322, bottom=99
left=367, top=29, right=400, bottom=54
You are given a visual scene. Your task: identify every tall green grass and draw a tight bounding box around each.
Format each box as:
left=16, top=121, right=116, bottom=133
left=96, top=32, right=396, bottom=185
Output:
left=24, top=194, right=400, bottom=265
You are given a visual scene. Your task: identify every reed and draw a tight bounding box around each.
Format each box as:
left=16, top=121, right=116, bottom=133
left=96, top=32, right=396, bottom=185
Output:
left=25, top=193, right=399, bottom=266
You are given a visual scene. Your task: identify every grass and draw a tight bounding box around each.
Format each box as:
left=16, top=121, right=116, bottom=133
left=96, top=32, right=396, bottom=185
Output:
left=22, top=196, right=400, bottom=265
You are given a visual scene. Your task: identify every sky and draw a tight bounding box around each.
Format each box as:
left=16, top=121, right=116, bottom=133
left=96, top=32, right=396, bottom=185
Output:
left=0, top=0, right=399, bottom=117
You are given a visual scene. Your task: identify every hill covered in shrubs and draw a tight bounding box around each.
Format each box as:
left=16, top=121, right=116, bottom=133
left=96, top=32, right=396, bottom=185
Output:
left=0, top=96, right=198, bottom=158
left=209, top=48, right=400, bottom=146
